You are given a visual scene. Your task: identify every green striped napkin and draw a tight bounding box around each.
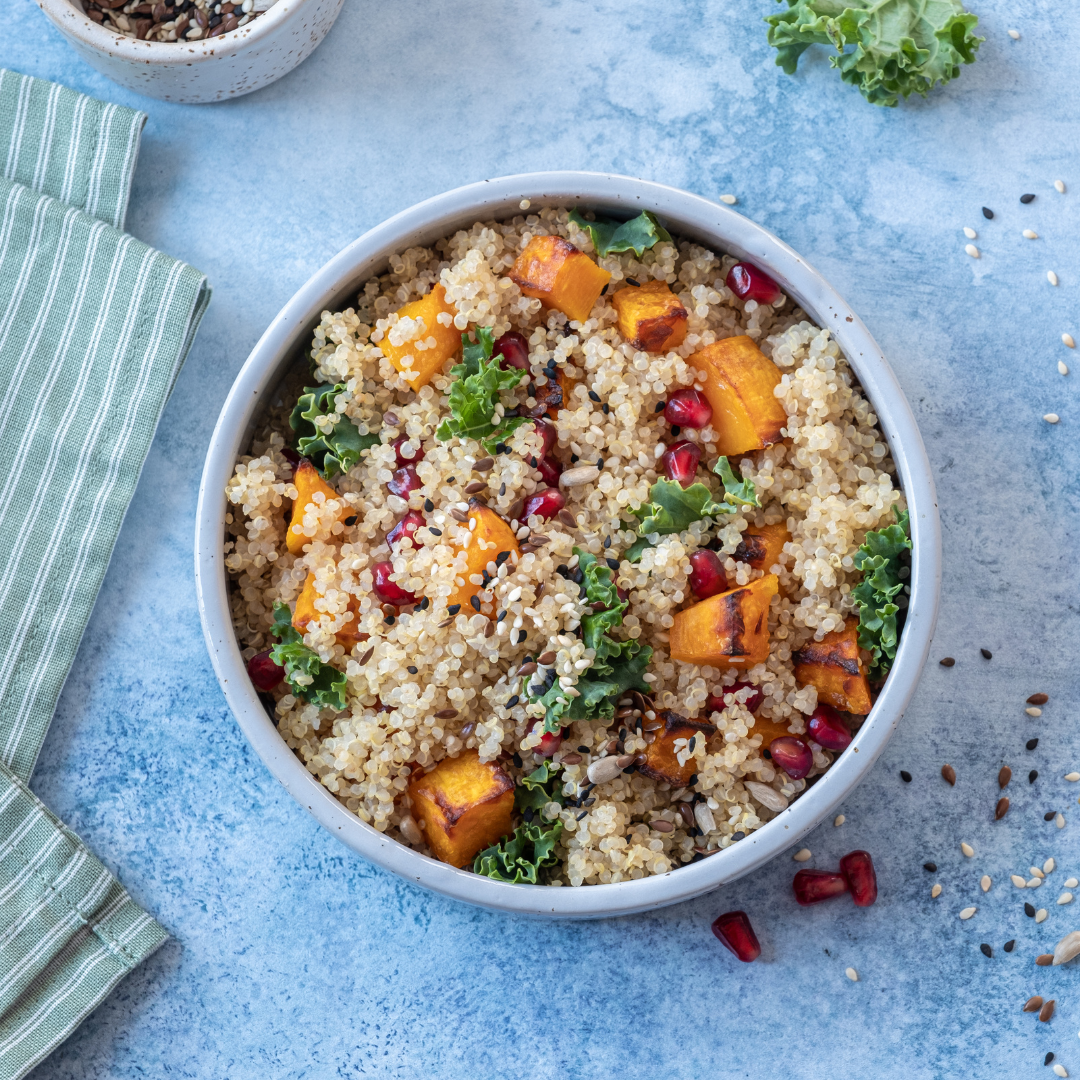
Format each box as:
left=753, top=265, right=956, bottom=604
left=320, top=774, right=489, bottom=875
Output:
left=0, top=69, right=210, bottom=1079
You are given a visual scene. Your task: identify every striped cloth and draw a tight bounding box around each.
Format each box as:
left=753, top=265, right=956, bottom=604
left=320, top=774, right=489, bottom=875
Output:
left=0, top=70, right=211, bottom=1079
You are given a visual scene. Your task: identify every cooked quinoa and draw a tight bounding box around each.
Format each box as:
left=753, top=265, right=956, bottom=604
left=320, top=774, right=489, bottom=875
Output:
left=224, top=206, right=905, bottom=887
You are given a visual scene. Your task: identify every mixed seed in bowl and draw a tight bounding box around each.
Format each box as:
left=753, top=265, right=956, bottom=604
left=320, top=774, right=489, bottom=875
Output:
left=225, top=205, right=911, bottom=887
left=75, top=0, right=276, bottom=41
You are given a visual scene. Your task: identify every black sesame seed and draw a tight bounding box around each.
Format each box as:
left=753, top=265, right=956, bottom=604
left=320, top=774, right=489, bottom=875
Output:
left=583, top=797, right=596, bottom=806
left=602, top=403, right=609, bottom=414
left=670, top=425, right=681, bottom=437
left=423, top=498, right=434, bottom=512
left=687, top=773, right=698, bottom=787
left=588, top=390, right=601, bottom=403
left=570, top=454, right=579, bottom=463
left=495, top=442, right=507, bottom=454
left=596, top=458, right=604, bottom=469
left=900, top=770, right=912, bottom=783
left=939, top=657, right=955, bottom=667
left=763, top=749, right=772, bottom=760
left=1004, top=939, right=1016, bottom=953
left=513, top=753, right=523, bottom=767
left=1045, top=811, right=1057, bottom=821
left=982, top=206, right=994, bottom=219
left=496, top=550, right=511, bottom=566
left=428, top=527, right=442, bottom=536
left=1025, top=902, right=1036, bottom=918
left=384, top=615, right=395, bottom=625
left=980, top=648, right=993, bottom=659
left=606, top=557, right=619, bottom=571
left=529, top=456, right=538, bottom=468
left=1027, top=738, right=1039, bottom=750
left=523, top=807, right=534, bottom=822
left=470, top=595, right=482, bottom=611
left=407, top=665, right=418, bottom=675
left=577, top=745, right=589, bottom=753
left=979, top=943, right=992, bottom=958
left=516, top=630, right=527, bottom=644
left=600, top=284, right=609, bottom=296
left=499, top=482, right=506, bottom=496
left=576, top=810, right=588, bottom=820
left=1045, top=1053, right=1055, bottom=1066
left=507, top=695, right=519, bottom=707
left=481, top=572, right=491, bottom=587
left=923, top=862, right=937, bottom=872
left=1020, top=193, right=1036, bottom=204
left=731, top=831, right=744, bottom=841
left=655, top=401, right=666, bottom=413
left=688, top=735, right=697, bottom=753
left=627, top=277, right=641, bottom=287
left=419, top=597, right=429, bottom=610
left=556, top=564, right=569, bottom=577
left=446, top=477, right=455, bottom=483
left=1029, top=770, right=1038, bottom=783
left=604, top=535, right=612, bottom=548
left=496, top=610, right=507, bottom=622
left=343, top=515, right=358, bottom=526
left=447, top=604, right=461, bottom=615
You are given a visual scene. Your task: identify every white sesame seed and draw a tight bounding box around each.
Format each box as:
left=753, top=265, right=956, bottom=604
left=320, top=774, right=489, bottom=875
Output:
left=1044, top=414, right=1060, bottom=424
left=834, top=814, right=846, bottom=827
left=1036, top=908, right=1049, bottom=923
left=1058, top=892, right=1074, bottom=905
left=1058, top=813, right=1067, bottom=829
left=963, top=227, right=977, bottom=239
left=961, top=842, right=975, bottom=857
left=981, top=875, right=992, bottom=892
left=641, top=672, right=657, bottom=683
left=965, top=244, right=980, bottom=259
left=1028, top=877, right=1044, bottom=888
left=1012, top=875, right=1028, bottom=888
left=1008, top=28, right=1020, bottom=38
left=519, top=199, right=531, bottom=210
left=1024, top=229, right=1039, bottom=239
left=1066, top=878, right=1079, bottom=888
left=931, top=883, right=942, bottom=898
left=1049, top=271, right=1060, bottom=285
left=793, top=848, right=812, bottom=862
left=1027, top=706, right=1044, bottom=715
left=719, top=194, right=737, bottom=205
left=1046, top=858, right=1056, bottom=874
left=1031, top=866, right=1045, bottom=878
left=1064, top=334, right=1076, bottom=348
left=1059, top=361, right=1070, bottom=376
left=959, top=906, right=977, bottom=920
left=1055, top=180, right=1066, bottom=193
left=845, top=967, right=858, bottom=982
left=1052, top=1065, right=1067, bottom=1078
left=1066, top=773, right=1080, bottom=782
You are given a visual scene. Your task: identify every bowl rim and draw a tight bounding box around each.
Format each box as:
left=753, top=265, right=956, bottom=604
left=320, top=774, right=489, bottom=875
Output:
left=37, top=0, right=309, bottom=61
left=194, top=171, right=941, bottom=918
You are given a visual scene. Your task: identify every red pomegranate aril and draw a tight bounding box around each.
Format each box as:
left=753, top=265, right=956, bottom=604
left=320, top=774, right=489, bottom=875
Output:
left=840, top=850, right=878, bottom=907
left=391, top=434, right=425, bottom=466
left=247, top=649, right=285, bottom=692
left=493, top=330, right=530, bottom=371
left=711, top=910, right=761, bottom=962
left=661, top=439, right=701, bottom=488
left=726, top=262, right=783, bottom=305
left=533, top=419, right=557, bottom=458
left=387, top=465, right=421, bottom=498
left=664, top=388, right=713, bottom=430
left=707, top=681, right=765, bottom=715
left=536, top=455, right=562, bottom=486
left=387, top=510, right=424, bottom=549
left=522, top=487, right=565, bottom=521
left=372, top=561, right=417, bottom=605
left=807, top=704, right=853, bottom=751
left=769, top=736, right=813, bottom=780
left=688, top=549, right=728, bottom=599
left=793, top=869, right=849, bottom=906
left=527, top=720, right=563, bottom=758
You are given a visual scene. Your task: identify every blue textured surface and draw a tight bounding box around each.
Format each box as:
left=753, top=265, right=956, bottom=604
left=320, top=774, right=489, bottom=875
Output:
left=3, top=2, right=1079, bottom=1076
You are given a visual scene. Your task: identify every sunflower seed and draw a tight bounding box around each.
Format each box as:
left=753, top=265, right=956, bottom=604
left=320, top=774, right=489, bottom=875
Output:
left=793, top=848, right=812, bottom=862
left=586, top=757, right=624, bottom=785
left=1052, top=930, right=1080, bottom=965
left=745, top=781, right=789, bottom=812
left=845, top=967, right=858, bottom=982
left=694, top=802, right=717, bottom=833
left=559, top=465, right=601, bottom=488
left=959, top=906, right=977, bottom=920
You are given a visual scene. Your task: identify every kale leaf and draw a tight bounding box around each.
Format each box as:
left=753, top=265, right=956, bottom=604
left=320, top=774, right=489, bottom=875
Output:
left=568, top=209, right=672, bottom=258
left=435, top=327, right=528, bottom=452
left=472, top=820, right=564, bottom=884
left=850, top=509, right=912, bottom=679
left=290, top=384, right=379, bottom=478
left=269, top=601, right=348, bottom=711
left=713, top=456, right=761, bottom=508
left=765, top=0, right=983, bottom=108
left=514, top=761, right=564, bottom=814
left=631, top=478, right=734, bottom=536
left=624, top=536, right=654, bottom=564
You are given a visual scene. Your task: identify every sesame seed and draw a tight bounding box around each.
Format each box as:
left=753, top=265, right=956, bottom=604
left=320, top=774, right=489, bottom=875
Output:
left=793, top=848, right=812, bottom=862
left=428, top=527, right=442, bottom=536
left=981, top=648, right=993, bottom=659
left=423, top=498, right=434, bottom=512
left=1004, top=939, right=1015, bottom=952
left=963, top=226, right=977, bottom=239
left=982, top=207, right=994, bottom=219
left=1007, top=28, right=1020, bottom=38
left=1012, top=875, right=1028, bottom=887
left=1036, top=908, right=1049, bottom=923
left=1023, top=229, right=1039, bottom=239
left=407, top=665, right=418, bottom=675
left=965, top=244, right=980, bottom=258
left=1056, top=813, right=1066, bottom=828
left=719, top=194, right=737, bottom=205
left=834, top=814, right=845, bottom=826
left=980, top=943, right=992, bottom=957
left=587, top=390, right=601, bottom=403
left=900, top=770, right=912, bottom=783
left=1061, top=336, right=1075, bottom=349
left=1021, top=193, right=1036, bottom=204
left=447, top=604, right=461, bottom=615
left=1047, top=1054, right=1057, bottom=1067
left=924, top=862, right=937, bottom=872
left=655, top=401, right=666, bottom=412
left=844, top=967, right=858, bottom=981
left=516, top=630, right=527, bottom=644
left=1055, top=180, right=1066, bottom=194
left=1066, top=773, right=1080, bottom=782
left=1060, top=361, right=1070, bottom=376
left=1048, top=271, right=1059, bottom=286
left=1052, top=1065, right=1067, bottom=1078
left=959, top=906, right=977, bottom=920
left=1058, top=892, right=1074, bottom=905
left=1025, top=902, right=1037, bottom=917
left=1031, top=771, right=1040, bottom=783
left=981, top=875, right=992, bottom=892
left=961, top=842, right=975, bottom=857
left=931, top=883, right=942, bottom=898
left=1028, top=738, right=1040, bottom=750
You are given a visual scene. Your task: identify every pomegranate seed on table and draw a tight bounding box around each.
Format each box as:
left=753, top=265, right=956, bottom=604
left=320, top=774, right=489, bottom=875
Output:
left=725, top=262, right=783, bottom=305
left=372, top=561, right=417, bottom=605
left=387, top=510, right=424, bottom=549
left=537, top=455, right=562, bottom=486
left=387, top=465, right=422, bottom=497
left=793, top=869, right=849, bottom=906
left=247, top=649, right=285, bottom=692
left=688, top=549, right=728, bottom=598
left=661, top=439, right=701, bottom=488
left=663, top=388, right=713, bottom=429
left=523, top=487, right=566, bottom=521
left=769, top=736, right=813, bottom=780
left=493, top=330, right=530, bottom=371
left=807, top=704, right=853, bottom=751
left=711, top=910, right=761, bottom=962
left=840, top=850, right=878, bottom=907
left=532, top=419, right=557, bottom=458
left=527, top=720, right=563, bottom=757
left=706, top=681, right=764, bottom=715
left=391, top=433, right=425, bottom=466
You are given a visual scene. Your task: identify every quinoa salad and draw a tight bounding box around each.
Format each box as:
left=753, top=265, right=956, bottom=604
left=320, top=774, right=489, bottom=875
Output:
left=225, top=205, right=912, bottom=887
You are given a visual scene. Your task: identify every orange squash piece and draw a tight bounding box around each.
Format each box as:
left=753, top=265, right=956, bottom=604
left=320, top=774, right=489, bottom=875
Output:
left=446, top=499, right=520, bottom=616
left=689, top=335, right=787, bottom=456
left=508, top=235, right=612, bottom=324
left=611, top=280, right=688, bottom=352
left=286, top=459, right=351, bottom=555
left=669, top=574, right=778, bottom=668
left=379, top=283, right=461, bottom=389
left=793, top=618, right=872, bottom=715
left=734, top=523, right=790, bottom=573
left=746, top=715, right=805, bottom=746
left=292, top=571, right=366, bottom=649
left=408, top=750, right=515, bottom=867
left=639, top=710, right=716, bottom=786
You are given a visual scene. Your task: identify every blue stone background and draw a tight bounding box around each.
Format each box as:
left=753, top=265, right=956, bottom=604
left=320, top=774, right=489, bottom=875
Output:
left=2, top=1, right=1078, bottom=1076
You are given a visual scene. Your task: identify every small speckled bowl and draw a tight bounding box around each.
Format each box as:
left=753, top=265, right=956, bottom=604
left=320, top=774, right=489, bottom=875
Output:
left=195, top=172, right=941, bottom=918
left=36, top=0, right=343, bottom=104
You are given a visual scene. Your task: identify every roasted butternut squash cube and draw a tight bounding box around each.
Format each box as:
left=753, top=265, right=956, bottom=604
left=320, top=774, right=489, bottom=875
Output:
left=746, top=715, right=804, bottom=747
left=639, top=710, right=716, bottom=786
left=508, top=235, right=612, bottom=324
left=292, top=571, right=366, bottom=649
left=669, top=574, right=778, bottom=667
left=287, top=459, right=351, bottom=555
left=446, top=499, right=520, bottom=616
left=379, top=284, right=461, bottom=389
left=734, top=523, right=790, bottom=574
left=689, top=335, right=787, bottom=456
left=793, top=618, right=872, bottom=714
left=611, top=280, right=688, bottom=352
left=408, top=750, right=515, bottom=867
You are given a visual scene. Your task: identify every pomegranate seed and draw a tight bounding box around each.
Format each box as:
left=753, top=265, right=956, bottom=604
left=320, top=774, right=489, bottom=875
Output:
left=792, top=869, right=849, bottom=906
left=372, top=561, right=417, bottom=605
left=280, top=447, right=301, bottom=476
left=840, top=850, right=878, bottom=907
left=688, top=550, right=728, bottom=598
left=807, top=704, right=853, bottom=751
left=522, top=487, right=566, bottom=521
left=664, top=388, right=713, bottom=429
left=616, top=585, right=629, bottom=604
left=707, top=681, right=765, bottom=715
left=726, top=262, right=783, bottom=305
left=391, top=434, right=425, bottom=466
left=711, top=910, right=761, bottom=962
left=387, top=465, right=421, bottom=497
left=536, top=455, right=563, bottom=486
left=387, top=510, right=424, bottom=549
left=661, top=439, right=701, bottom=488
left=532, top=419, right=557, bottom=458
left=247, top=649, right=285, bottom=692
left=527, top=720, right=563, bottom=758
left=493, top=330, right=530, bottom=371
left=770, top=736, right=813, bottom=780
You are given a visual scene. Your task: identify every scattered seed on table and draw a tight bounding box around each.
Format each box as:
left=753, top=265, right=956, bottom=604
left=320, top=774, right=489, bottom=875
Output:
left=1029, top=878, right=1045, bottom=888
left=982, top=207, right=995, bottom=219
left=845, top=967, right=858, bottom=982
left=997, top=798, right=1011, bottom=819
left=1045, top=812, right=1057, bottom=822
left=1036, top=909, right=1049, bottom=923
left=963, top=226, right=977, bottom=239
left=1067, top=878, right=1080, bottom=888
left=1004, top=939, right=1016, bottom=952
left=924, top=862, right=938, bottom=872
left=1057, top=361, right=1068, bottom=376
left=1024, top=230, right=1040, bottom=239
left=999, top=766, right=1012, bottom=788
left=1013, top=875, right=1029, bottom=887
left=1025, top=996, right=1045, bottom=1012
left=943, top=764, right=957, bottom=786
left=1047, top=1053, right=1056, bottom=1067
left=1040, top=999, right=1056, bottom=1022
left=982, top=875, right=992, bottom=892
left=1065, top=335, right=1077, bottom=349
left=834, top=814, right=846, bottom=826
left=719, top=194, right=737, bottom=205
left=980, top=943, right=993, bottom=957
left=1055, top=180, right=1067, bottom=193
left=793, top=848, right=812, bottom=862
left=1021, top=193, right=1036, bottom=204
left=1031, top=771, right=1040, bottom=783
left=1007, top=28, right=1020, bottom=39
left=1028, top=739, right=1040, bottom=751
left=1066, top=773, right=1080, bottom=782
left=962, top=842, right=975, bottom=857
left=1058, top=893, right=1074, bottom=905
left=965, top=244, right=980, bottom=258
left=1052, top=1065, right=1067, bottom=1078
left=931, top=883, right=942, bottom=898
left=1028, top=707, right=1044, bottom=716
left=960, top=906, right=977, bottom=920
left=1057, top=813, right=1066, bottom=828
left=981, top=648, right=993, bottom=659
left=900, top=770, right=912, bottom=783
left=1045, top=858, right=1055, bottom=874
left=1026, top=902, right=1037, bottom=917
left=940, top=657, right=956, bottom=667
left=1049, top=272, right=1060, bottom=286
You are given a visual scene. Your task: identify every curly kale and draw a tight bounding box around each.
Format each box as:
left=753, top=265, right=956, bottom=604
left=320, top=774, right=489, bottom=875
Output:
left=269, top=601, right=348, bottom=711
left=290, top=384, right=379, bottom=478
left=567, top=209, right=672, bottom=258
left=851, top=509, right=912, bottom=679
left=630, top=456, right=758, bottom=539
left=472, top=820, right=564, bottom=884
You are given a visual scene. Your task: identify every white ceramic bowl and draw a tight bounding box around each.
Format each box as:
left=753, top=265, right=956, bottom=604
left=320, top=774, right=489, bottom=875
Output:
left=36, top=0, right=343, bottom=103
left=195, top=172, right=941, bottom=918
